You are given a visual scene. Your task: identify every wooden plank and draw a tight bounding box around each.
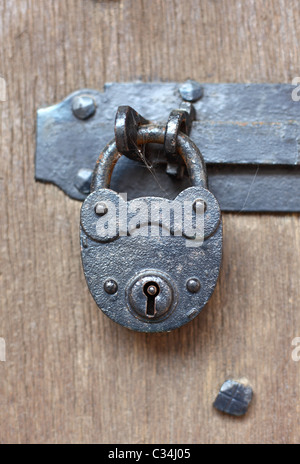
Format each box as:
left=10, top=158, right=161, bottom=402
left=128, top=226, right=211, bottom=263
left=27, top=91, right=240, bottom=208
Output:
left=0, top=0, right=299, bottom=444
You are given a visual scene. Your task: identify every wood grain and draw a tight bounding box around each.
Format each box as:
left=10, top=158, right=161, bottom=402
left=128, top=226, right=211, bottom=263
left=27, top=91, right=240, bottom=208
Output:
left=0, top=0, right=300, bottom=444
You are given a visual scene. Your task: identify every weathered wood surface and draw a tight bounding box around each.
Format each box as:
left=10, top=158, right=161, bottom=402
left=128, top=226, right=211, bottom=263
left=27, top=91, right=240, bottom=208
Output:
left=0, top=0, right=299, bottom=444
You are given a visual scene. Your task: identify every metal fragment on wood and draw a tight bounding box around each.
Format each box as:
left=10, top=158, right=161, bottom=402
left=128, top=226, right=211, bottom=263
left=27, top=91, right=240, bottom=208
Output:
left=213, top=379, right=253, bottom=417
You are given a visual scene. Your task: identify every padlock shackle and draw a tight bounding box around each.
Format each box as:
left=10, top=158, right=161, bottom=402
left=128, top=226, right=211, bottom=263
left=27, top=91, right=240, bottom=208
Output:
left=91, top=124, right=208, bottom=191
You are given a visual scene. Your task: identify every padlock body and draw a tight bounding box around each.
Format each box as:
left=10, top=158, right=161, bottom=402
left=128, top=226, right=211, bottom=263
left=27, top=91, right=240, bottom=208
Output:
left=80, top=186, right=222, bottom=333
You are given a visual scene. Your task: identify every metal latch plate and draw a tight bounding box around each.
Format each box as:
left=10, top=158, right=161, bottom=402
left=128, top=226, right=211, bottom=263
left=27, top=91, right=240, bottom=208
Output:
left=35, top=82, right=300, bottom=211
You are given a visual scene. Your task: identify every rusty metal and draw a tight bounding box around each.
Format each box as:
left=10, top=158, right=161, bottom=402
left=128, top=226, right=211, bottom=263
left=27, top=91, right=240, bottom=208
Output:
left=80, top=106, right=222, bottom=332
left=213, top=380, right=253, bottom=417
left=164, top=102, right=195, bottom=176
left=114, top=105, right=149, bottom=161
left=127, top=272, right=176, bottom=322
left=91, top=124, right=207, bottom=191
left=164, top=104, right=194, bottom=156
left=35, top=82, right=300, bottom=211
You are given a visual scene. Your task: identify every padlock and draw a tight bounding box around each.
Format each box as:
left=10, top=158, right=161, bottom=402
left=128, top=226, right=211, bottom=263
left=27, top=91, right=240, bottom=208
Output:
left=80, top=109, right=222, bottom=333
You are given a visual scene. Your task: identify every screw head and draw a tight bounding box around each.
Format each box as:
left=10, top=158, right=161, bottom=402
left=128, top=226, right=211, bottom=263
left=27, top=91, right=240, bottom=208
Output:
left=104, top=279, right=118, bottom=295
left=186, top=278, right=201, bottom=293
left=74, top=168, right=93, bottom=194
left=179, top=80, right=203, bottom=102
left=95, top=202, right=108, bottom=216
left=72, top=95, right=96, bottom=120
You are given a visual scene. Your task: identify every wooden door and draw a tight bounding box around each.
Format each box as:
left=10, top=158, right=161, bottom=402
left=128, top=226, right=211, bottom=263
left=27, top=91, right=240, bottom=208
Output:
left=1, top=0, right=299, bottom=444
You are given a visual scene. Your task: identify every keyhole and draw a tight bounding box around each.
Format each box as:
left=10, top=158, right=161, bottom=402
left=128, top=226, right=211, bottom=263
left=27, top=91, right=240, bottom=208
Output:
left=143, top=282, right=160, bottom=318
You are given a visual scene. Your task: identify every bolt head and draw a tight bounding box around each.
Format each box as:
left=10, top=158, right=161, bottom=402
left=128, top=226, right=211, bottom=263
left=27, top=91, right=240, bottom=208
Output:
left=104, top=279, right=118, bottom=295
left=74, top=168, right=93, bottom=194
left=186, top=278, right=201, bottom=293
left=95, top=202, right=108, bottom=216
left=179, top=80, right=203, bottom=102
left=72, top=95, right=96, bottom=120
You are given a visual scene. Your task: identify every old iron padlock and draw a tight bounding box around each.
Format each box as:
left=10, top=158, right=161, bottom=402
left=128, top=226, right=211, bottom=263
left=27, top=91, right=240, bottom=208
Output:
left=80, top=107, right=222, bottom=332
